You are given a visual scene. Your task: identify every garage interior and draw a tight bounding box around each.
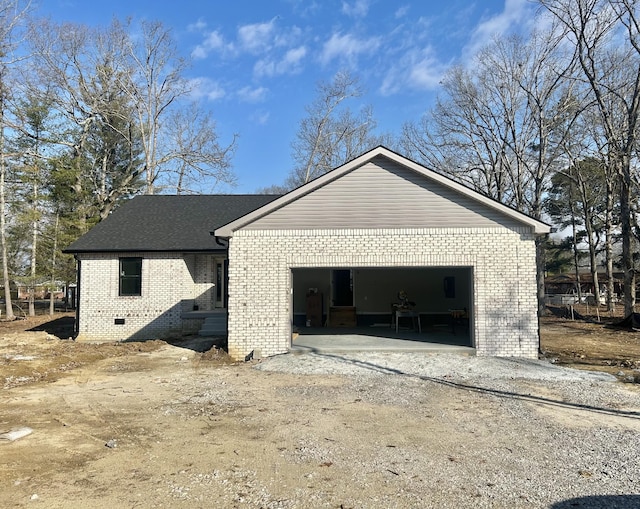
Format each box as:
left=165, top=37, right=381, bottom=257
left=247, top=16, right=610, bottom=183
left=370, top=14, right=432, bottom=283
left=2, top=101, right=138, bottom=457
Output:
left=291, top=267, right=474, bottom=353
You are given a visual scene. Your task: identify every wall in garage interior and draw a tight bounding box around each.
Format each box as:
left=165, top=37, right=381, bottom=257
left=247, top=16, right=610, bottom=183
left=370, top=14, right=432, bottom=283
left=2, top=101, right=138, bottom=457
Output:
left=353, top=267, right=470, bottom=313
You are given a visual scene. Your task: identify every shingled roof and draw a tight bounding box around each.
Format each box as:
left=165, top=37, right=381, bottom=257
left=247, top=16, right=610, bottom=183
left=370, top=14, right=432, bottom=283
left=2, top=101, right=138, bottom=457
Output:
left=64, top=195, right=280, bottom=253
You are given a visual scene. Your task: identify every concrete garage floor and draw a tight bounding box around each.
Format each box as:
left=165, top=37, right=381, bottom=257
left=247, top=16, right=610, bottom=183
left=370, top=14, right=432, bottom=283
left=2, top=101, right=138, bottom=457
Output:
left=291, top=326, right=475, bottom=354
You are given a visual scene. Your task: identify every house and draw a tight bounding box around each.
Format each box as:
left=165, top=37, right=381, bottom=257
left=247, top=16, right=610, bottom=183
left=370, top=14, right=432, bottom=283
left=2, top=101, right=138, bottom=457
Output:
left=65, top=146, right=550, bottom=360
left=16, top=283, right=66, bottom=301
left=545, top=272, right=623, bottom=303
left=64, top=194, right=279, bottom=340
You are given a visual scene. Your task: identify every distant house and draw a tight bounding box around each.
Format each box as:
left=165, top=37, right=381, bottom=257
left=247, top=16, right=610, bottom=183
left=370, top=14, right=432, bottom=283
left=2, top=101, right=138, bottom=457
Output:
left=65, top=147, right=550, bottom=360
left=545, top=272, right=623, bottom=305
left=16, top=283, right=66, bottom=301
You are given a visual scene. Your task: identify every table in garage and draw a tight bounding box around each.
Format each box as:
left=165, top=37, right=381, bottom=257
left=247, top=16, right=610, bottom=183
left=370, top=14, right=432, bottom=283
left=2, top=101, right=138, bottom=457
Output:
left=393, top=309, right=421, bottom=333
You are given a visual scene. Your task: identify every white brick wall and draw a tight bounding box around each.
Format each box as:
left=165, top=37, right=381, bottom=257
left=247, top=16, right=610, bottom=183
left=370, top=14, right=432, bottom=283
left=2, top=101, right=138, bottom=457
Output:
left=76, top=252, right=210, bottom=341
left=226, top=227, right=539, bottom=360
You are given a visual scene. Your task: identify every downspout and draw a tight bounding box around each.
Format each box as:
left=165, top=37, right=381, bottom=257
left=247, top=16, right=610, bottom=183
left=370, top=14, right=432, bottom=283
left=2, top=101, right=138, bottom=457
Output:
left=74, top=256, right=81, bottom=338
left=212, top=234, right=227, bottom=249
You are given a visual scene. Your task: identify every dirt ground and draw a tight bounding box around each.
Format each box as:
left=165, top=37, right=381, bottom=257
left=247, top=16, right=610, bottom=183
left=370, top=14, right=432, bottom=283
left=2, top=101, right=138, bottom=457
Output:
left=1, top=310, right=640, bottom=508
left=540, top=304, right=640, bottom=379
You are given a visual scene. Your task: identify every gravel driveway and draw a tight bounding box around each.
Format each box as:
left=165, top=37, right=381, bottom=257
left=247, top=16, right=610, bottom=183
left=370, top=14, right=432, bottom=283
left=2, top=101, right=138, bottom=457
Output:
left=254, top=352, right=640, bottom=509
left=4, top=345, right=639, bottom=508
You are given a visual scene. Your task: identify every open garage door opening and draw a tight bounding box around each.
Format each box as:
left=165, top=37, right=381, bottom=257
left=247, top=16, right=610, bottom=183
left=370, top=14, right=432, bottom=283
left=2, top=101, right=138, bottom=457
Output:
left=291, top=267, right=474, bottom=351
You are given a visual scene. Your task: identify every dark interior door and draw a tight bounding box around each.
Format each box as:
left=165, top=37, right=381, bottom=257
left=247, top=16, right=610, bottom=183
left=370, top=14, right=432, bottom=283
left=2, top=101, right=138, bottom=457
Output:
left=332, top=269, right=353, bottom=306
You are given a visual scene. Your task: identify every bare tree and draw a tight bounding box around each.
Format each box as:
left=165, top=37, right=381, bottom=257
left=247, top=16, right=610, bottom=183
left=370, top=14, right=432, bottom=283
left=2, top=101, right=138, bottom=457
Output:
left=117, top=19, right=185, bottom=194
left=566, top=98, right=621, bottom=311
left=286, top=70, right=381, bottom=189
left=541, top=0, right=640, bottom=316
left=401, top=64, right=515, bottom=202
left=28, top=18, right=236, bottom=202
left=117, top=20, right=236, bottom=194
left=0, top=0, right=30, bottom=320
left=27, top=19, right=139, bottom=224
left=168, top=104, right=236, bottom=194
left=402, top=26, right=579, bottom=317
left=402, top=27, right=577, bottom=211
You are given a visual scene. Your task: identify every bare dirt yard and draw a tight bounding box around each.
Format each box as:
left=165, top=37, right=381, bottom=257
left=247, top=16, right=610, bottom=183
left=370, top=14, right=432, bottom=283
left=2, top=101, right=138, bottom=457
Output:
left=2, top=311, right=640, bottom=508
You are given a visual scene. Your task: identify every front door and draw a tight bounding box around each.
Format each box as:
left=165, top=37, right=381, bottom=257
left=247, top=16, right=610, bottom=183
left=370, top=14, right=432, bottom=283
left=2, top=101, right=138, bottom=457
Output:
left=212, top=257, right=226, bottom=308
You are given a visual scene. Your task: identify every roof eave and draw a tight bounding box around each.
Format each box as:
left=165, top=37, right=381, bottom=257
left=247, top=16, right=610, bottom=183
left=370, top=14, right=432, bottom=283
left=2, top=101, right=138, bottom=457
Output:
left=64, top=247, right=228, bottom=254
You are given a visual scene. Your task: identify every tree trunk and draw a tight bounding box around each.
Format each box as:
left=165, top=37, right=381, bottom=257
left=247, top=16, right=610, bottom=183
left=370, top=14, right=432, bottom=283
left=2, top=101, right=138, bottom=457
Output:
left=0, top=90, right=14, bottom=320
left=584, top=215, right=601, bottom=308
left=536, top=236, right=547, bottom=318
left=619, top=159, right=636, bottom=317
left=604, top=179, right=615, bottom=312
left=49, top=213, right=59, bottom=316
left=28, top=178, right=37, bottom=316
left=570, top=206, right=582, bottom=302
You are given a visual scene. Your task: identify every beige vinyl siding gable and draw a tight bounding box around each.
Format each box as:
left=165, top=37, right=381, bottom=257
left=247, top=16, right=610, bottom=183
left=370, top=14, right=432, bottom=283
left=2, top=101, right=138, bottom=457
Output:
left=245, top=156, right=526, bottom=232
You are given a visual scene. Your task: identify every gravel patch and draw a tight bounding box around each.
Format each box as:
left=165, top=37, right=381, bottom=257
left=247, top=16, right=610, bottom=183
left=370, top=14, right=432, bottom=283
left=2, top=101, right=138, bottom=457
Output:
left=252, top=352, right=640, bottom=508
left=257, top=351, right=616, bottom=382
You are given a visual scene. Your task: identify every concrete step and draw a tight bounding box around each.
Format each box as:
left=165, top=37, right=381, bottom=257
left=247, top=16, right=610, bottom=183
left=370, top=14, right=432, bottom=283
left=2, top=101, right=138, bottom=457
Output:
left=198, top=314, right=227, bottom=336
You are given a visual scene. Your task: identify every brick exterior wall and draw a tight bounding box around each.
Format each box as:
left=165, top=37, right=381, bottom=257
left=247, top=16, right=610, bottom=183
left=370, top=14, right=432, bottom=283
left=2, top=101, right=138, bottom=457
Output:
left=226, top=227, right=539, bottom=360
left=75, top=252, right=216, bottom=341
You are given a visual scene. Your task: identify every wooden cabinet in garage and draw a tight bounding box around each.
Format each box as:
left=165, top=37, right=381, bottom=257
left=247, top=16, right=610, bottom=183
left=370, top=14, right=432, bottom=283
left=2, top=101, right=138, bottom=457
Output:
left=306, top=292, right=323, bottom=327
left=329, top=306, right=357, bottom=327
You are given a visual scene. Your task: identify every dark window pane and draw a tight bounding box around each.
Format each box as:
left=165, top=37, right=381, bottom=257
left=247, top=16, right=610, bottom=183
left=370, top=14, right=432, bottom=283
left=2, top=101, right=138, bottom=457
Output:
left=120, top=258, right=142, bottom=296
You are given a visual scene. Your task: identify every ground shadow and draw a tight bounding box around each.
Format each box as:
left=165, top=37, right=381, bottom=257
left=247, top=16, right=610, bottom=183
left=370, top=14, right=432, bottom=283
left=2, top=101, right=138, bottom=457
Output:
left=546, top=305, right=586, bottom=320
left=550, top=495, right=640, bottom=508
left=24, top=314, right=225, bottom=353
left=27, top=316, right=75, bottom=339
left=122, top=334, right=227, bottom=353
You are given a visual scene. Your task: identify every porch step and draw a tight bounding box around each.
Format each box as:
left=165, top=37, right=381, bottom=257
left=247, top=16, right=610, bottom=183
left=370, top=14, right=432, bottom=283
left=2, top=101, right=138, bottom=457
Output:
left=198, top=314, right=228, bottom=336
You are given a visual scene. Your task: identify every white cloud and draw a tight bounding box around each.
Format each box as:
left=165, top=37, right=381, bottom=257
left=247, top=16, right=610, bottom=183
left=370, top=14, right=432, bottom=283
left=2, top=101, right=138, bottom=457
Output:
left=190, top=16, right=303, bottom=65
left=408, top=52, right=447, bottom=90
left=238, top=19, right=277, bottom=54
left=254, top=45, right=307, bottom=77
left=192, top=30, right=225, bottom=59
left=250, top=110, right=271, bottom=126
left=187, top=18, right=207, bottom=33
left=341, top=0, right=370, bottom=18
left=286, top=0, right=321, bottom=18
left=380, top=46, right=448, bottom=95
left=274, top=25, right=303, bottom=48
left=188, top=78, right=226, bottom=101
left=237, top=86, right=269, bottom=103
left=465, top=0, right=534, bottom=57
left=283, top=46, right=307, bottom=66
left=395, top=5, right=410, bottom=19
left=319, top=32, right=381, bottom=66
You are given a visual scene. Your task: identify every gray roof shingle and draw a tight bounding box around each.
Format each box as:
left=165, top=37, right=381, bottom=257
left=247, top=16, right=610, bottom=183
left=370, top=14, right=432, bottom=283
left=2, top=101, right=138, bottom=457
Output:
left=64, top=195, right=280, bottom=253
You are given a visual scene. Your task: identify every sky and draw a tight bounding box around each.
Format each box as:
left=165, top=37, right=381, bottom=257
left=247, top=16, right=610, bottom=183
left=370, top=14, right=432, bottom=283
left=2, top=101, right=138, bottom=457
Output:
left=33, top=0, right=538, bottom=193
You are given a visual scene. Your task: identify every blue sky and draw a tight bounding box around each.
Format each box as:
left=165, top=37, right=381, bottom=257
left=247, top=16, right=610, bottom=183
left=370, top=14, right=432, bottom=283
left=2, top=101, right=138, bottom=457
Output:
left=34, top=0, right=537, bottom=193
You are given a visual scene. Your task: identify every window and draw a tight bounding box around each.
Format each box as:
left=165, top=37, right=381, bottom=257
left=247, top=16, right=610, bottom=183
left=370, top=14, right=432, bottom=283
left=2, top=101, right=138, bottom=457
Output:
left=120, top=258, right=142, bottom=296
